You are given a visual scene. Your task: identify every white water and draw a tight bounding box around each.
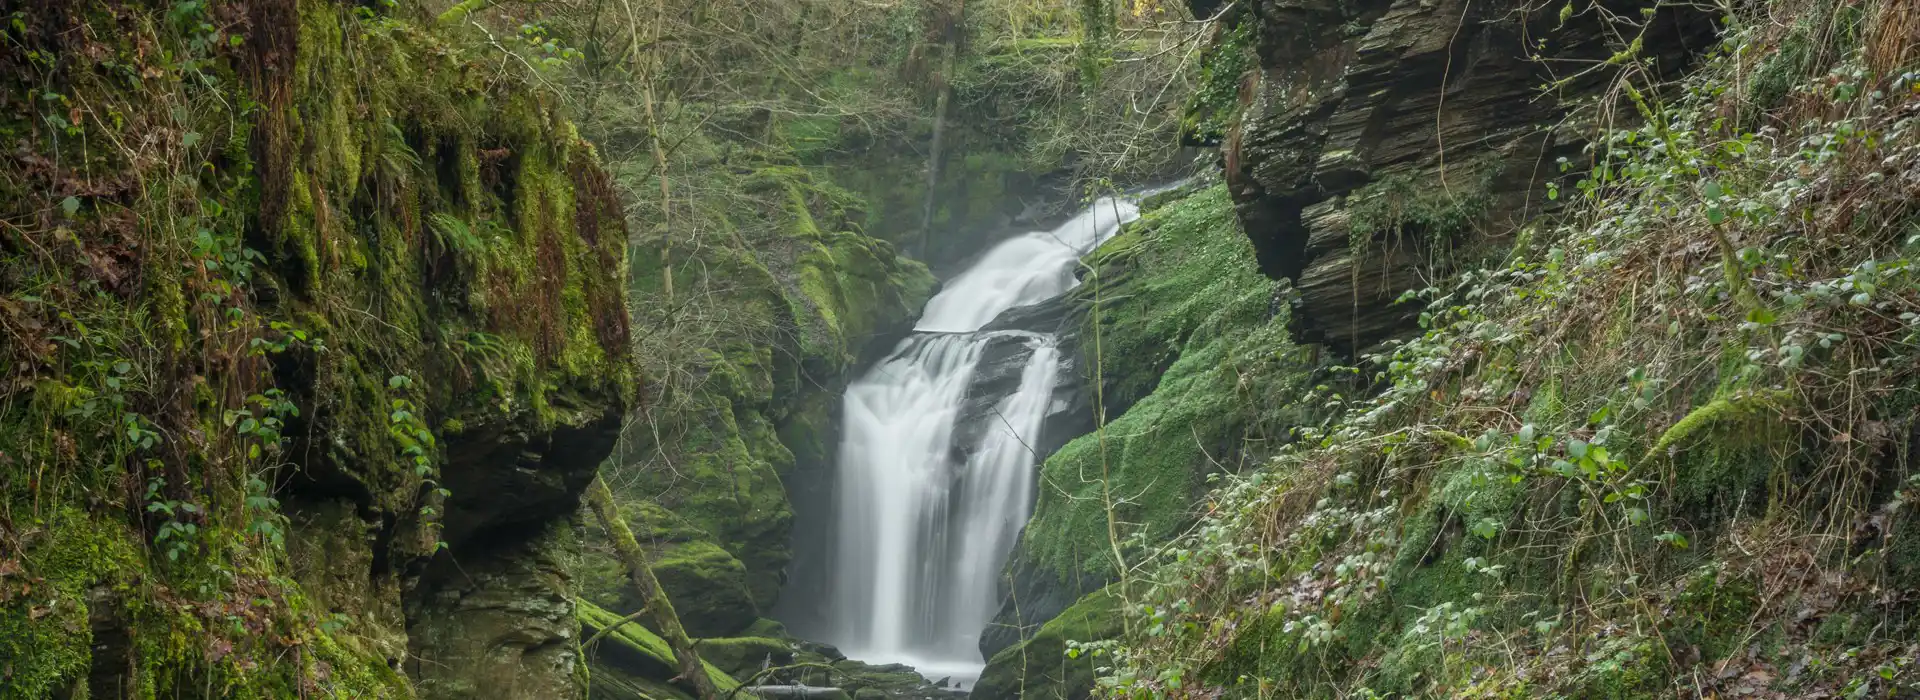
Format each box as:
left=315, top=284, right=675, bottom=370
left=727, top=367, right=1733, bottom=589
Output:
left=819, top=197, right=1140, bottom=686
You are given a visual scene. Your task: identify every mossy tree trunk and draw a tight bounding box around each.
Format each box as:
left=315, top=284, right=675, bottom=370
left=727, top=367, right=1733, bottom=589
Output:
left=586, top=477, right=718, bottom=700
left=918, top=0, right=966, bottom=257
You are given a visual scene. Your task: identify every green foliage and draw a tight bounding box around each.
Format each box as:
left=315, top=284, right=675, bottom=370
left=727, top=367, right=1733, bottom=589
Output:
left=1345, top=170, right=1493, bottom=260
left=1183, top=18, right=1253, bottom=143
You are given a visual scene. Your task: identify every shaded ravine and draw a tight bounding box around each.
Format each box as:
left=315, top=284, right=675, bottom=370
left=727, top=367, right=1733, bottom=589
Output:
left=785, top=197, right=1141, bottom=687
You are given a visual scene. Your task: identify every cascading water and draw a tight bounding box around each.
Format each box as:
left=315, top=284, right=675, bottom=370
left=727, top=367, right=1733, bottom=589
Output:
left=816, top=197, right=1140, bottom=685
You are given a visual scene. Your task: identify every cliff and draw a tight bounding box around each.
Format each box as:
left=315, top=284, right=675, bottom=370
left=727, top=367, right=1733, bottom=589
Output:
left=1215, top=0, right=1714, bottom=354
left=0, top=2, right=630, bottom=697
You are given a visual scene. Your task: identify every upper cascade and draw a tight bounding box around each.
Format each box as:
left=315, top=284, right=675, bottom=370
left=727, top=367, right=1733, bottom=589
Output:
left=916, top=197, right=1141, bottom=333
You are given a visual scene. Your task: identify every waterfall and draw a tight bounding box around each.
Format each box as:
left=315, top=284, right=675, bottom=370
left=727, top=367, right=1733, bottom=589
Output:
left=816, top=197, right=1140, bottom=685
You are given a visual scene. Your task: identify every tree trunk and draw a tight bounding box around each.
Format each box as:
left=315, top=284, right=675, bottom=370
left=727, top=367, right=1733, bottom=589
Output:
left=585, top=477, right=717, bottom=700
left=918, top=0, right=966, bottom=259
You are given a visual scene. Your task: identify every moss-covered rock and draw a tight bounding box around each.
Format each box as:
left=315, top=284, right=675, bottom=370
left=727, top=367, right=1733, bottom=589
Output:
left=974, top=587, right=1123, bottom=700
left=694, top=636, right=796, bottom=678
left=578, top=503, right=760, bottom=638
left=1030, top=187, right=1319, bottom=574
left=651, top=541, right=762, bottom=638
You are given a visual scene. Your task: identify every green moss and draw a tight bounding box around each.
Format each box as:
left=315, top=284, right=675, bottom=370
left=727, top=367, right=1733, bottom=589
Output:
left=651, top=541, right=761, bottom=638
left=0, top=510, right=137, bottom=699
left=694, top=636, right=794, bottom=678
left=1021, top=184, right=1321, bottom=579
left=1, top=2, right=628, bottom=696
left=1651, top=389, right=1791, bottom=455
left=741, top=617, right=790, bottom=638
left=579, top=600, right=740, bottom=699
left=975, top=587, right=1123, bottom=700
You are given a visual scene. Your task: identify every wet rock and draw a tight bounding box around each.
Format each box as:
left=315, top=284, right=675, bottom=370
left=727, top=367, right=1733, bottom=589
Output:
left=799, top=640, right=846, bottom=662
left=950, top=294, right=1097, bottom=476
left=407, top=519, right=584, bottom=700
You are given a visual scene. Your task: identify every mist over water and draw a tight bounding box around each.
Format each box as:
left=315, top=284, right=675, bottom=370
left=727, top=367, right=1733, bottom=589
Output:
left=816, top=198, right=1140, bottom=686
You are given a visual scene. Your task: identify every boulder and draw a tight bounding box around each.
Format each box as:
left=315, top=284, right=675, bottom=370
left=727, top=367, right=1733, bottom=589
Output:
left=696, top=636, right=795, bottom=678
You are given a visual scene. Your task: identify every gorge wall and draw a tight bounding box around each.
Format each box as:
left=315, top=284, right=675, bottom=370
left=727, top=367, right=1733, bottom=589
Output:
left=1217, top=0, right=1713, bottom=354
left=0, top=1, right=630, bottom=697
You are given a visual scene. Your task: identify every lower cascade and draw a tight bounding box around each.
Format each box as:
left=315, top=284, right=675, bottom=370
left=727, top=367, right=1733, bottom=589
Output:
left=805, top=197, right=1140, bottom=684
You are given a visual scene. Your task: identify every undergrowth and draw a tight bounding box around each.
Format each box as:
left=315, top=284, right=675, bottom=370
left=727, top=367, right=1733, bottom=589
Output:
left=1087, top=0, right=1920, bottom=696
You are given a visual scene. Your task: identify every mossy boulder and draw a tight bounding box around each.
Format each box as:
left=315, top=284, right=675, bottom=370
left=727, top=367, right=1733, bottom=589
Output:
left=974, top=587, right=1123, bottom=700
left=580, top=502, right=761, bottom=638
left=695, top=636, right=795, bottom=678
left=652, top=542, right=761, bottom=638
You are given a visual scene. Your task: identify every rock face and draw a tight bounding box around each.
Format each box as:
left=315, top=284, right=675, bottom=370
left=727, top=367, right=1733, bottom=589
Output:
left=406, top=521, right=588, bottom=700
left=1217, top=0, right=1713, bottom=353
left=0, top=2, right=632, bottom=697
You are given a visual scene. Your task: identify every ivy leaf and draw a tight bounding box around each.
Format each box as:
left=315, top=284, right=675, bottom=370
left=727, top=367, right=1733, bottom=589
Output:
left=1470, top=518, right=1501, bottom=539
